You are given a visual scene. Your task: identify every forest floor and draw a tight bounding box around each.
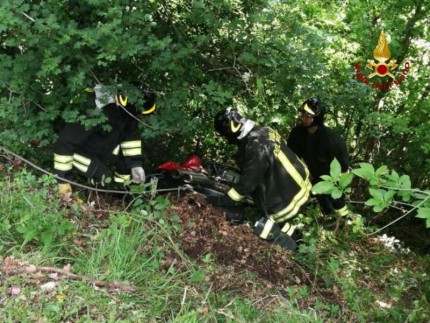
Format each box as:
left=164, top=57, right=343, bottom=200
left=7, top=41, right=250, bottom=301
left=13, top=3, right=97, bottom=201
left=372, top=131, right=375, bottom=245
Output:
left=1, top=167, right=430, bottom=321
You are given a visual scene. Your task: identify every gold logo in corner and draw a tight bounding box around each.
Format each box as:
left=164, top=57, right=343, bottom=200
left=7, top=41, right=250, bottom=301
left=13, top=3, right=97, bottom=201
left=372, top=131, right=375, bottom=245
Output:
left=366, top=30, right=398, bottom=79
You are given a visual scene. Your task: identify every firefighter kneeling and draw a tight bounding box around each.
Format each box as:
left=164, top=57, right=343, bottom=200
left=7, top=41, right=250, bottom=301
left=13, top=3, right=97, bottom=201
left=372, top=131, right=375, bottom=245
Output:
left=54, top=84, right=156, bottom=196
left=209, top=108, right=311, bottom=250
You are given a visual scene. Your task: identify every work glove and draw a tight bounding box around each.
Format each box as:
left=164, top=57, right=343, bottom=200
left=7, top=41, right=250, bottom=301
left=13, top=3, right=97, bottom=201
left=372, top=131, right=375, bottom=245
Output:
left=58, top=183, right=72, bottom=197
left=131, top=167, right=145, bottom=184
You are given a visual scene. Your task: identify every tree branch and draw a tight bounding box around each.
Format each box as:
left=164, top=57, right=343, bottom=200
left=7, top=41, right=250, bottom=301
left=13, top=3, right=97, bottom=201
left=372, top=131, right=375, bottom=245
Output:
left=1, top=264, right=137, bottom=292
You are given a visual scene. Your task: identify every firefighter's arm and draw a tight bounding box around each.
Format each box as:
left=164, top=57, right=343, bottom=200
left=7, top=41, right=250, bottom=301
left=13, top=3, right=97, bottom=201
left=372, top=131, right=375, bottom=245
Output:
left=120, top=121, right=143, bottom=170
left=227, top=140, right=268, bottom=202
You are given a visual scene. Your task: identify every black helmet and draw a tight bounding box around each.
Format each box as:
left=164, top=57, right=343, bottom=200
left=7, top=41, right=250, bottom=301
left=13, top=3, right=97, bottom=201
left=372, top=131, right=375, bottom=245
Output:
left=115, top=83, right=157, bottom=115
left=299, top=97, right=325, bottom=125
left=214, top=108, right=244, bottom=143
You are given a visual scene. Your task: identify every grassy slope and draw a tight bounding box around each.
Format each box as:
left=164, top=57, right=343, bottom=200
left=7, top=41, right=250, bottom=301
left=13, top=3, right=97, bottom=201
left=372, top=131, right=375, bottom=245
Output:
left=0, top=168, right=429, bottom=322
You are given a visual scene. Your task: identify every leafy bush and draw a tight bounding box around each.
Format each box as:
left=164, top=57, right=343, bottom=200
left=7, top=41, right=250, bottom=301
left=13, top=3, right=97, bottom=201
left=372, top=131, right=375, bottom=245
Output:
left=313, top=159, right=430, bottom=229
left=0, top=169, right=74, bottom=250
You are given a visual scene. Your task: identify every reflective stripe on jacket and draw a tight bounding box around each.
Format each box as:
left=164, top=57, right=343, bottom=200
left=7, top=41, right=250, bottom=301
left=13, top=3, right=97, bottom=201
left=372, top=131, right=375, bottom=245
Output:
left=53, top=103, right=142, bottom=179
left=227, top=126, right=311, bottom=221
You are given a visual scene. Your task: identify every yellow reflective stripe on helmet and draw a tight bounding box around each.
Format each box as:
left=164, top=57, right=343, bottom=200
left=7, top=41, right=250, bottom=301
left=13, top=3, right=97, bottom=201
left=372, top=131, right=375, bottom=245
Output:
left=259, top=217, right=275, bottom=239
left=54, top=162, right=73, bottom=171
left=303, top=103, right=315, bottom=115
left=54, top=154, right=73, bottom=163
left=121, top=141, right=141, bottom=149
left=230, top=120, right=241, bottom=133
left=142, top=104, right=156, bottom=115
left=72, top=161, right=88, bottom=173
left=122, top=148, right=142, bottom=156
left=227, top=188, right=244, bottom=201
left=275, top=180, right=311, bottom=223
left=73, top=154, right=91, bottom=166
left=335, top=205, right=349, bottom=217
left=112, top=145, right=120, bottom=155
left=115, top=94, right=127, bottom=107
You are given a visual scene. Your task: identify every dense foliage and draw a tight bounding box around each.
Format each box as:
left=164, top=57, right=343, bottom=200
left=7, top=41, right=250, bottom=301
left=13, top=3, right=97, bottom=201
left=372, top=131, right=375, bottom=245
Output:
left=1, top=0, right=429, bottom=180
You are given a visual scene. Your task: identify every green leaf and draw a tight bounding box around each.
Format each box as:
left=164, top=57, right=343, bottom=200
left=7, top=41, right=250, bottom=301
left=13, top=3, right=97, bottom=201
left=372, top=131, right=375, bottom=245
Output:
left=375, top=165, right=388, bottom=176
left=365, top=198, right=379, bottom=206
left=384, top=190, right=395, bottom=202
left=339, top=172, right=353, bottom=188
left=16, top=225, right=27, bottom=233
left=188, top=270, right=206, bottom=283
left=399, top=175, right=411, bottom=189
left=331, top=189, right=343, bottom=199
left=352, top=168, right=372, bottom=180
left=369, top=188, right=385, bottom=201
left=416, top=208, right=430, bottom=219
left=312, top=181, right=335, bottom=194
left=330, top=158, right=341, bottom=181
left=171, top=214, right=180, bottom=223
left=373, top=205, right=385, bottom=212
left=320, top=175, right=333, bottom=181
left=390, top=170, right=400, bottom=182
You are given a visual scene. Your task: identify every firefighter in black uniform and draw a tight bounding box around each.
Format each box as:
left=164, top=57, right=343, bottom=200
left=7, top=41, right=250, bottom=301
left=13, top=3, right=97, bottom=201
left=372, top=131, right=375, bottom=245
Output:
left=54, top=84, right=156, bottom=196
left=210, top=108, right=312, bottom=250
left=287, top=97, right=349, bottom=218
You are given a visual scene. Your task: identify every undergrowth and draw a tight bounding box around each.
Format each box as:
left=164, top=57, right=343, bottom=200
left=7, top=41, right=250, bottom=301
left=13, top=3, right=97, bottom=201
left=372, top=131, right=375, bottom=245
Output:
left=0, top=167, right=429, bottom=322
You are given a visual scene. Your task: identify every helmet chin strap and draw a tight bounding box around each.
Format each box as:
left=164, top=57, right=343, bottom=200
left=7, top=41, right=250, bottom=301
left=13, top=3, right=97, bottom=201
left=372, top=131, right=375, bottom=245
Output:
left=237, top=119, right=255, bottom=140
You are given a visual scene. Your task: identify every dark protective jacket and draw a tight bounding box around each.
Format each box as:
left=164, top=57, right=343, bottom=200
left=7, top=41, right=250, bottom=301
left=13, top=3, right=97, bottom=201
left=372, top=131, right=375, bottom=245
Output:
left=287, top=124, right=349, bottom=183
left=53, top=103, right=142, bottom=181
left=226, top=126, right=311, bottom=223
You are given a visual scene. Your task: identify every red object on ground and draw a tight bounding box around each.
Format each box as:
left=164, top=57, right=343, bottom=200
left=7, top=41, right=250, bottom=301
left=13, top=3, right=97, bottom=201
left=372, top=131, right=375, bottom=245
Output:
left=158, top=155, right=206, bottom=173
left=182, top=155, right=202, bottom=171
left=157, top=161, right=183, bottom=171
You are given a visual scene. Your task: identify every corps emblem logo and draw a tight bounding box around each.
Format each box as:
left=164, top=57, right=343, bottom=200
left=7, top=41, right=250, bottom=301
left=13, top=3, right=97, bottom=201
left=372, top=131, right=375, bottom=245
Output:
left=354, top=30, right=410, bottom=90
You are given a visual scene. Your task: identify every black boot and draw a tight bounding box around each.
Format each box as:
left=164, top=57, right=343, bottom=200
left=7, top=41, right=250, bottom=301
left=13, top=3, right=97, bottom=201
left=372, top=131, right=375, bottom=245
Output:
left=254, top=217, right=298, bottom=251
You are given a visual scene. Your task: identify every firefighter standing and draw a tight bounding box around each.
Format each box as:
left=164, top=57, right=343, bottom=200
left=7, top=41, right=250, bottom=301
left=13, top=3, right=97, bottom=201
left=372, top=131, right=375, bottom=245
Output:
left=54, top=84, right=156, bottom=196
left=287, top=97, right=349, bottom=219
left=210, top=108, right=312, bottom=250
